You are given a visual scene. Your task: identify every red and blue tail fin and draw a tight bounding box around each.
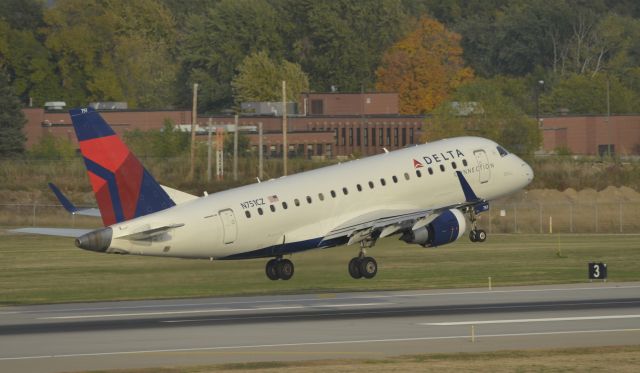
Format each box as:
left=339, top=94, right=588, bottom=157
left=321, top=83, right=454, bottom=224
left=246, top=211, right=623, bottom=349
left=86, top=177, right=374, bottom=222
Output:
left=69, top=107, right=175, bottom=226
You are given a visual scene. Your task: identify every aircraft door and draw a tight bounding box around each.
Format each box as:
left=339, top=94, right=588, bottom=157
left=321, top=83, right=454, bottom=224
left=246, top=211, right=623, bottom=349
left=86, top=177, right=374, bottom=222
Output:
left=219, top=209, right=237, bottom=244
left=474, top=150, right=490, bottom=184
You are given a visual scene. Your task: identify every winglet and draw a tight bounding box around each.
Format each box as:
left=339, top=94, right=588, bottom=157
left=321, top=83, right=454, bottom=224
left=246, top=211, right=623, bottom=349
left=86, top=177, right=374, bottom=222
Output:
left=48, top=183, right=78, bottom=214
left=455, top=171, right=480, bottom=202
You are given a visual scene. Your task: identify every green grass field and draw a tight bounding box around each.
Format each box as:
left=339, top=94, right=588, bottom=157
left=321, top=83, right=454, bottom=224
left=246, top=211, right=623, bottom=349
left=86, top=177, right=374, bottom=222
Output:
left=1, top=232, right=639, bottom=306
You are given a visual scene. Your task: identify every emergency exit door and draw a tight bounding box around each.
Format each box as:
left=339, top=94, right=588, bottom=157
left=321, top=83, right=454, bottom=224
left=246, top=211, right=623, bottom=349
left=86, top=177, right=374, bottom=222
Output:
left=474, top=150, right=490, bottom=184
left=219, top=209, right=237, bottom=244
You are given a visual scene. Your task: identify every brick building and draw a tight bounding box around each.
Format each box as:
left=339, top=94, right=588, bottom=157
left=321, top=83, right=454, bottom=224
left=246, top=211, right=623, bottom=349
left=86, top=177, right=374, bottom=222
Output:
left=540, top=115, right=640, bottom=156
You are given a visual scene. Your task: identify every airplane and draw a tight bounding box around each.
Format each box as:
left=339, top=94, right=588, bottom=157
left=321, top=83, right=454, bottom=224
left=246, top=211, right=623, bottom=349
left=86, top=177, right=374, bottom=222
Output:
left=14, top=107, right=534, bottom=280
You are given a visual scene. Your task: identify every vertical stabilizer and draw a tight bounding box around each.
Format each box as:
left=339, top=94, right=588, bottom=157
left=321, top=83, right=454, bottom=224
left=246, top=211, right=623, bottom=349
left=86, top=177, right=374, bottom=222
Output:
left=69, top=108, right=175, bottom=226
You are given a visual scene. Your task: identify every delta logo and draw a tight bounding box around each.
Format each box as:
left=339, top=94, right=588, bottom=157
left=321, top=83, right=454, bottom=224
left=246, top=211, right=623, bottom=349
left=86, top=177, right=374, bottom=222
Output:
left=412, top=159, right=424, bottom=169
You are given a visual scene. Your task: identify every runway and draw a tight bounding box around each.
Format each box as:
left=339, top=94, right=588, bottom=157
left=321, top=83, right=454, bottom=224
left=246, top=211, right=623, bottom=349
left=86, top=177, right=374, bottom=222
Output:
left=1, top=282, right=639, bottom=372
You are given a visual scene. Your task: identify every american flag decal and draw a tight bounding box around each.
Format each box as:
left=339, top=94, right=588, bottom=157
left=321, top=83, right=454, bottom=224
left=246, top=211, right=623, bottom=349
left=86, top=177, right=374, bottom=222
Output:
left=267, top=195, right=279, bottom=203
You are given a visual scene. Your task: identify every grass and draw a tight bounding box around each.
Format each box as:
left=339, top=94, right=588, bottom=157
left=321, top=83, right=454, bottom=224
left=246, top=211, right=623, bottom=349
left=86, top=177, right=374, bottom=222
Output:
left=1, top=232, right=639, bottom=306
left=72, top=345, right=640, bottom=372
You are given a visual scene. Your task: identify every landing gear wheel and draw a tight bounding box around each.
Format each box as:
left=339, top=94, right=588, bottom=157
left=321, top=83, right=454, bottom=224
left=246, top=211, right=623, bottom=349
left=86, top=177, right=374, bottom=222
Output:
left=359, top=257, right=378, bottom=279
left=476, top=229, right=487, bottom=242
left=469, top=230, right=478, bottom=242
left=265, top=259, right=279, bottom=280
left=348, top=257, right=362, bottom=279
left=276, top=259, right=294, bottom=280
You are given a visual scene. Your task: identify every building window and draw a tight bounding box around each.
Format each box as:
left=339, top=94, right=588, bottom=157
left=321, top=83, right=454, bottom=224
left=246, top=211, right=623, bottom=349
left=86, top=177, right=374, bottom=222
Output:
left=311, top=99, right=323, bottom=115
left=409, top=128, right=414, bottom=144
left=394, top=128, right=399, bottom=146
left=341, top=128, right=346, bottom=146
left=356, top=128, right=361, bottom=146
left=334, top=128, right=339, bottom=145
left=380, top=128, right=384, bottom=146
left=372, top=128, right=376, bottom=146
left=349, top=128, right=353, bottom=146
left=402, top=128, right=407, bottom=146
left=364, top=128, right=368, bottom=146
left=386, top=128, right=391, bottom=146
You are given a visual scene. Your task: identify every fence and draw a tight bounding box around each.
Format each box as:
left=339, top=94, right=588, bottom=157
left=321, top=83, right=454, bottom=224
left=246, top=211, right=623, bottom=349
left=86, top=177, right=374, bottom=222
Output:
left=2, top=202, right=640, bottom=234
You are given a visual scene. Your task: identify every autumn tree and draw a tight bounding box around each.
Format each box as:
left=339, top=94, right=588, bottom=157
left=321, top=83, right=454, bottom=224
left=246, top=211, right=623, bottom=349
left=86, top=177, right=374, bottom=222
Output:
left=231, top=51, right=309, bottom=104
left=425, top=79, right=541, bottom=157
left=375, top=17, right=473, bottom=114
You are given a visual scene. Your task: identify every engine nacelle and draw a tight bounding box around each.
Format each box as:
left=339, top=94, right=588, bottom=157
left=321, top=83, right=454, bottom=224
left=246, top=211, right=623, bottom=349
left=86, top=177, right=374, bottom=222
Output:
left=400, top=209, right=466, bottom=247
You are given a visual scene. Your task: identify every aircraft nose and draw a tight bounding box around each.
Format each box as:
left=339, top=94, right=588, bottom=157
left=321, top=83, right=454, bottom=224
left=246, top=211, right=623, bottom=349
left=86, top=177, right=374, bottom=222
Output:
left=522, top=162, right=534, bottom=184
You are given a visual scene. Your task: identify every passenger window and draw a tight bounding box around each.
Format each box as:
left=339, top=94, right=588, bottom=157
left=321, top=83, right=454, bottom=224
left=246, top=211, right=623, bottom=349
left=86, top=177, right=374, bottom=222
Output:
left=318, top=193, right=325, bottom=201
left=342, top=187, right=349, bottom=195
left=428, top=168, right=434, bottom=175
left=404, top=172, right=410, bottom=180
left=440, top=164, right=445, bottom=172
left=306, top=196, right=312, bottom=204
left=463, top=159, right=468, bottom=167
left=270, top=205, right=276, bottom=212
left=416, top=169, right=422, bottom=177
left=392, top=175, right=398, bottom=183
left=282, top=202, right=288, bottom=209
left=294, top=199, right=300, bottom=206
left=380, top=178, right=386, bottom=186
left=356, top=184, right=362, bottom=192
left=452, top=162, right=457, bottom=169
left=331, top=190, right=336, bottom=198
left=258, top=207, right=264, bottom=215
left=368, top=181, right=374, bottom=189
left=245, top=211, right=251, bottom=218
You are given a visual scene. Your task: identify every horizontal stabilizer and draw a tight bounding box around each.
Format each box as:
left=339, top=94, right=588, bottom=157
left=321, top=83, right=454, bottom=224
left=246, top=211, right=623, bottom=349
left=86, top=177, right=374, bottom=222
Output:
left=118, top=223, right=185, bottom=241
left=10, top=227, right=93, bottom=238
left=48, top=183, right=101, bottom=217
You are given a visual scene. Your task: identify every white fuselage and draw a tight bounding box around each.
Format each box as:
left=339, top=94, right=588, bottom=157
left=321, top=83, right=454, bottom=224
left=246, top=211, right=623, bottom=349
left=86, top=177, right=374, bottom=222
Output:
left=105, top=137, right=533, bottom=259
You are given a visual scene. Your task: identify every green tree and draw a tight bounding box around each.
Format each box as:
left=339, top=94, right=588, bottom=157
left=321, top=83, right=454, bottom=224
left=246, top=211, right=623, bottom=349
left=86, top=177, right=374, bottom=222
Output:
left=177, top=0, right=283, bottom=112
left=28, top=133, right=76, bottom=160
left=44, top=0, right=178, bottom=108
left=541, top=74, right=638, bottom=114
left=0, top=75, right=26, bottom=156
left=231, top=51, right=309, bottom=104
left=425, top=79, right=541, bottom=156
left=124, top=119, right=189, bottom=158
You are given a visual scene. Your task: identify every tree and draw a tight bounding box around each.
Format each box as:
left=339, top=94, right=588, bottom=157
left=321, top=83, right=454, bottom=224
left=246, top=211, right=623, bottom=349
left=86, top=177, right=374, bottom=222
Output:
left=44, top=0, right=178, bottom=108
left=231, top=51, right=309, bottom=104
left=177, top=0, right=283, bottom=112
left=375, top=17, right=474, bottom=114
left=0, top=75, right=26, bottom=156
left=425, top=79, right=541, bottom=157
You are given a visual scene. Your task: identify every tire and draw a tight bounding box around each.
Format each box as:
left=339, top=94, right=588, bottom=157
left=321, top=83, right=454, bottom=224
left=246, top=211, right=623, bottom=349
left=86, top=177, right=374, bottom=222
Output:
left=276, top=259, right=294, bottom=280
left=266, top=259, right=279, bottom=280
left=348, top=257, right=362, bottom=279
left=477, top=230, right=487, bottom=242
left=469, top=230, right=477, bottom=242
left=359, top=257, right=378, bottom=279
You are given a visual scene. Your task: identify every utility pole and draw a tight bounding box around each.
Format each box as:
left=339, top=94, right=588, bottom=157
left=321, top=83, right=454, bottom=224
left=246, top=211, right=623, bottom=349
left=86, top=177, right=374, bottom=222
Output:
left=206, top=117, right=212, bottom=182
left=188, top=83, right=198, bottom=181
left=233, top=114, right=239, bottom=181
left=606, top=77, right=611, bottom=157
left=282, top=80, right=288, bottom=176
left=258, top=122, right=263, bottom=180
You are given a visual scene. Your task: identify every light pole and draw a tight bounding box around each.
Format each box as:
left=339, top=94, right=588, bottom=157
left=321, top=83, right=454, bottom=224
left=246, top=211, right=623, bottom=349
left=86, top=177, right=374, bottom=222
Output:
left=535, top=80, right=544, bottom=126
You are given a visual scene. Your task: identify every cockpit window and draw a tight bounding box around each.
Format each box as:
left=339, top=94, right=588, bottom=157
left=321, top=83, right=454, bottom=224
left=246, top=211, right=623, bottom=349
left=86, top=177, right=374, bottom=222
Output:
left=497, top=146, right=509, bottom=157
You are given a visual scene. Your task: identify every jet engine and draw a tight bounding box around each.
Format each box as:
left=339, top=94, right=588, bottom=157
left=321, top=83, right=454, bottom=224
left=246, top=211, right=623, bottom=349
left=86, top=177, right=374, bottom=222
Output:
left=400, top=209, right=466, bottom=247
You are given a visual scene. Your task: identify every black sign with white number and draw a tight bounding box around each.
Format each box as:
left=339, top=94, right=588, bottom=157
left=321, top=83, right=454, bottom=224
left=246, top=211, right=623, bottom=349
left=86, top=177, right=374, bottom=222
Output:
left=588, top=262, right=607, bottom=279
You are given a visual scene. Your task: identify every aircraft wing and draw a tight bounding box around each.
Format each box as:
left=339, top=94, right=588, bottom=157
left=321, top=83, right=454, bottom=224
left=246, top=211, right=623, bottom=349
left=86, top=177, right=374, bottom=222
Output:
left=10, top=227, right=93, bottom=238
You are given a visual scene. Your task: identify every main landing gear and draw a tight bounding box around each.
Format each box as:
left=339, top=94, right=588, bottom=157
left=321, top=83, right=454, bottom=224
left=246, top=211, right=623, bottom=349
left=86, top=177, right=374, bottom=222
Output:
left=348, top=246, right=378, bottom=279
left=266, top=257, right=294, bottom=280
left=466, top=207, right=487, bottom=243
